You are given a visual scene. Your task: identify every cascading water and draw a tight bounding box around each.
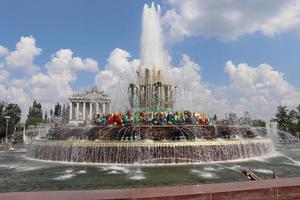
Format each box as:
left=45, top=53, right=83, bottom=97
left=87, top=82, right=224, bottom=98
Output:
left=27, top=139, right=273, bottom=164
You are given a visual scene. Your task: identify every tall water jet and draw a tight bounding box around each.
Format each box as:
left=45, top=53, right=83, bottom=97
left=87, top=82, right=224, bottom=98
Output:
left=128, top=2, right=176, bottom=112
left=140, top=2, right=166, bottom=72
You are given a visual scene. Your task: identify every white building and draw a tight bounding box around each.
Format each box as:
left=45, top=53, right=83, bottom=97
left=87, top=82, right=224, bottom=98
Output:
left=69, top=87, right=111, bottom=126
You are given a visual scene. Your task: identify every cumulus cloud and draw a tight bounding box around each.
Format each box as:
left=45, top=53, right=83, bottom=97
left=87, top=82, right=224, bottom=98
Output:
left=1, top=35, right=299, bottom=121
left=94, top=51, right=229, bottom=116
left=45, top=49, right=99, bottom=74
left=3, top=36, right=41, bottom=74
left=0, top=69, right=10, bottom=83
left=93, top=49, right=300, bottom=118
left=29, top=72, right=74, bottom=103
left=217, top=61, right=300, bottom=117
left=95, top=48, right=140, bottom=112
left=162, top=0, right=300, bottom=41
left=169, top=55, right=230, bottom=115
left=0, top=45, right=8, bottom=57
left=0, top=36, right=99, bottom=120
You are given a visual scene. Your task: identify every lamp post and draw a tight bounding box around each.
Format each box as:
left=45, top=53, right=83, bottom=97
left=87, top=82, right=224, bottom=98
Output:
left=5, top=116, right=11, bottom=143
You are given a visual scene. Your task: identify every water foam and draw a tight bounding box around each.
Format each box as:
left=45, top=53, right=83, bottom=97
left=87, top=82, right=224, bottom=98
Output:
left=203, top=166, right=216, bottom=171
left=101, top=166, right=130, bottom=174
left=129, top=168, right=146, bottom=180
left=191, top=169, right=217, bottom=179
left=76, top=170, right=87, bottom=174
left=129, top=174, right=146, bottom=180
left=0, top=163, right=42, bottom=171
left=53, top=169, right=76, bottom=180
left=253, top=168, right=273, bottom=174
left=53, top=173, right=75, bottom=180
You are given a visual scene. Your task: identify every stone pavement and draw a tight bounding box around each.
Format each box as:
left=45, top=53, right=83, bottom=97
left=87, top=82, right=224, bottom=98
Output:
left=0, top=177, right=299, bottom=200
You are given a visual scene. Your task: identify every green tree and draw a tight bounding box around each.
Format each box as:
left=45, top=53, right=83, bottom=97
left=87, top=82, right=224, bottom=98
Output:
left=0, top=102, right=22, bottom=139
left=25, top=100, right=44, bottom=127
left=228, top=112, right=238, bottom=125
left=251, top=119, right=266, bottom=127
left=296, top=105, right=300, bottom=136
left=273, top=105, right=290, bottom=132
left=287, top=109, right=298, bottom=135
left=54, top=103, right=62, bottom=117
left=61, top=104, right=69, bottom=125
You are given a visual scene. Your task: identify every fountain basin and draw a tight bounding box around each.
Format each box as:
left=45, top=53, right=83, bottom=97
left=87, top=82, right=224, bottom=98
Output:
left=47, top=125, right=250, bottom=141
left=26, top=138, right=273, bottom=164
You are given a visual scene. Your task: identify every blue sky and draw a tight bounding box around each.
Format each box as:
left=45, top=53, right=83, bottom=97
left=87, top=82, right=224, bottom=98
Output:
left=1, top=0, right=299, bottom=88
left=1, top=0, right=300, bottom=118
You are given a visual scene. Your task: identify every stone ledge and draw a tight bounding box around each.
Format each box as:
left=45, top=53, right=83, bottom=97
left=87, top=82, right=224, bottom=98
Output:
left=0, top=177, right=299, bottom=200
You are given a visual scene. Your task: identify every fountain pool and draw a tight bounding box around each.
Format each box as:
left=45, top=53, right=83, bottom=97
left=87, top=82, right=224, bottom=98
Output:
left=0, top=143, right=299, bottom=192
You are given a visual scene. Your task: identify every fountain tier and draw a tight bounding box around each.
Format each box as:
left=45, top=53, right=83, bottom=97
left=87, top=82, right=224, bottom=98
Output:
left=27, top=139, right=273, bottom=164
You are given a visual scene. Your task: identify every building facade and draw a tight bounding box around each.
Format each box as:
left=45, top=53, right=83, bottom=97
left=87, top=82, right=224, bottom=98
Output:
left=69, top=87, right=111, bottom=126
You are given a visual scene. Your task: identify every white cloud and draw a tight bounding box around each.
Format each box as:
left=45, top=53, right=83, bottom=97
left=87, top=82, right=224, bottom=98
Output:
left=0, top=45, right=8, bottom=57
left=219, top=61, right=300, bottom=117
left=1, top=36, right=299, bottom=121
left=29, top=72, right=74, bottom=103
left=95, top=48, right=140, bottom=112
left=0, top=69, right=10, bottom=83
left=93, top=48, right=300, bottom=118
left=169, top=55, right=230, bottom=115
left=0, top=36, right=99, bottom=120
left=3, top=36, right=41, bottom=74
left=94, top=51, right=230, bottom=115
left=0, top=84, right=32, bottom=119
left=162, top=0, right=300, bottom=41
left=45, top=49, right=99, bottom=74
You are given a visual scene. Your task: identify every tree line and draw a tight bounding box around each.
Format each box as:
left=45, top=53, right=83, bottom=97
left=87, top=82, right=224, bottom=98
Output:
left=26, top=101, right=69, bottom=127
left=0, top=102, right=21, bottom=140
left=272, top=105, right=300, bottom=138
left=0, top=100, right=69, bottom=140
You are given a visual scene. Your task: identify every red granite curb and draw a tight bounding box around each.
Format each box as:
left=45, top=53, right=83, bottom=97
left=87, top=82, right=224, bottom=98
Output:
left=0, top=177, right=299, bottom=200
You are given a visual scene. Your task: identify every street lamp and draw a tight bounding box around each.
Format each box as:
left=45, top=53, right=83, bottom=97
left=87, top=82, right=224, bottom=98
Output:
left=5, top=116, right=10, bottom=143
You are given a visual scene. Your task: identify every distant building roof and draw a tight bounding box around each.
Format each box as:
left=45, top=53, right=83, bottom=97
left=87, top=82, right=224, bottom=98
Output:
left=69, top=86, right=110, bottom=102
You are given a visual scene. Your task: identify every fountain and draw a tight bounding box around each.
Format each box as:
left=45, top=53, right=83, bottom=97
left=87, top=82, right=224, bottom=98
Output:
left=26, top=3, right=274, bottom=164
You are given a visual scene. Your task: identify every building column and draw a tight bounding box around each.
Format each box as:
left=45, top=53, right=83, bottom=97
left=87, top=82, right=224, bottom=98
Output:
left=89, top=102, right=93, bottom=120
left=69, top=102, right=73, bottom=120
left=83, top=102, right=86, bottom=120
left=76, top=102, right=79, bottom=120
left=102, top=102, right=106, bottom=114
left=109, top=102, right=111, bottom=113
left=96, top=102, right=99, bottom=115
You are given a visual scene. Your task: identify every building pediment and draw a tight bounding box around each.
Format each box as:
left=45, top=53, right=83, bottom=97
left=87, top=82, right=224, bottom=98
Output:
left=69, top=86, right=110, bottom=102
